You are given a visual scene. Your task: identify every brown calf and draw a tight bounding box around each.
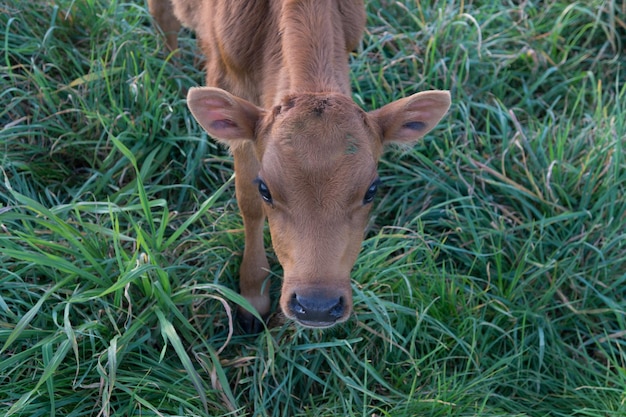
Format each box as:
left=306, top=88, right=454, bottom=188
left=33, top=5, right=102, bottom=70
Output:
left=149, top=0, right=451, bottom=332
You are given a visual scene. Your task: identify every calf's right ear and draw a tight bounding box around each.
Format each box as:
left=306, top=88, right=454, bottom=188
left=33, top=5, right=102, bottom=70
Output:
left=186, top=87, right=264, bottom=144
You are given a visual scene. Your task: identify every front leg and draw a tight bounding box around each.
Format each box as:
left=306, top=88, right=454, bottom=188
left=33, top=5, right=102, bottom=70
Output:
left=147, top=0, right=181, bottom=52
left=233, top=143, right=270, bottom=333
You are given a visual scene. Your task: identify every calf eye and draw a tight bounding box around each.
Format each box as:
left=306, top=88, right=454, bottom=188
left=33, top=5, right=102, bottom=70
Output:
left=363, top=178, right=381, bottom=204
left=255, top=178, right=273, bottom=204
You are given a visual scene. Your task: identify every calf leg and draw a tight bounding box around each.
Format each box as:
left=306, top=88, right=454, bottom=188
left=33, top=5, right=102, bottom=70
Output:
left=148, top=0, right=181, bottom=51
left=233, top=143, right=270, bottom=333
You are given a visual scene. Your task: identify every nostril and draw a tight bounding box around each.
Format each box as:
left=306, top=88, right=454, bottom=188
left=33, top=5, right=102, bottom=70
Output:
left=291, top=295, right=306, bottom=315
left=328, top=297, right=344, bottom=319
left=288, top=292, right=345, bottom=327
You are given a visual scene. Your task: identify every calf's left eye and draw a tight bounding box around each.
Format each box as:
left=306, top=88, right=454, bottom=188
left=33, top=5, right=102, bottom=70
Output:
left=363, top=178, right=381, bottom=204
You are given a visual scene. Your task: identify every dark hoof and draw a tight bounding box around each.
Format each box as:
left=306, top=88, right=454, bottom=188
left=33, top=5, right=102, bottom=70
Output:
left=237, top=308, right=268, bottom=334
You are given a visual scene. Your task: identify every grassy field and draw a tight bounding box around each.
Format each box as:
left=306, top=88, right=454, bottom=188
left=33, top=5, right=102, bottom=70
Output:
left=1, top=0, right=625, bottom=415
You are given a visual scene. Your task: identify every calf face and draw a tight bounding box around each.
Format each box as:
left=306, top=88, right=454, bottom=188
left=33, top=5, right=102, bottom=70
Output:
left=188, top=87, right=451, bottom=328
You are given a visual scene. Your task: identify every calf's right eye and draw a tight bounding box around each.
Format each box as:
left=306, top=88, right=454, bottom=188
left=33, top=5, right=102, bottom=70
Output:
left=256, top=178, right=273, bottom=204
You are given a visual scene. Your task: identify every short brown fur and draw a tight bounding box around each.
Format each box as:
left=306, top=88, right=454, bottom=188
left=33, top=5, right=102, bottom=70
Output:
left=150, top=0, right=451, bottom=331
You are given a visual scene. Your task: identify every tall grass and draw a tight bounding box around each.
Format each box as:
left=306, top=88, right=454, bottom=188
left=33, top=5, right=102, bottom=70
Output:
left=1, top=0, right=625, bottom=416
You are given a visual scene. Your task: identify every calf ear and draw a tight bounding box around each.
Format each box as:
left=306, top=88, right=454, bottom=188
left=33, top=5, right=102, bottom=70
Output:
left=369, top=90, right=451, bottom=145
left=186, top=87, right=263, bottom=144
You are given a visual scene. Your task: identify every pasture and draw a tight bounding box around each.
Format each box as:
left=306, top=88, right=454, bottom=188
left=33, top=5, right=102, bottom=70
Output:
left=1, top=0, right=625, bottom=416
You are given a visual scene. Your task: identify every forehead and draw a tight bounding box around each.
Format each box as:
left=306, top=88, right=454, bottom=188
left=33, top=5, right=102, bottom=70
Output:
left=259, top=93, right=381, bottom=176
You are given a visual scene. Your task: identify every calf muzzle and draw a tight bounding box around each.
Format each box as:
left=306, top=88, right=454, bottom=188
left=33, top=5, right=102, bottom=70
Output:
left=287, top=291, right=347, bottom=328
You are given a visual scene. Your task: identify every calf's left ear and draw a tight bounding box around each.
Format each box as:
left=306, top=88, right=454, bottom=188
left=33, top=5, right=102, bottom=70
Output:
left=369, top=90, right=451, bottom=145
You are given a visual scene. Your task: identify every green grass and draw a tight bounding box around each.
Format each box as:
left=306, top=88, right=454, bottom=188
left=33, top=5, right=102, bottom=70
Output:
left=1, top=0, right=625, bottom=416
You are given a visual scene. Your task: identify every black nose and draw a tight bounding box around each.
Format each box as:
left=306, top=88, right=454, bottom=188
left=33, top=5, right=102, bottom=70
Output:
left=288, top=292, right=345, bottom=327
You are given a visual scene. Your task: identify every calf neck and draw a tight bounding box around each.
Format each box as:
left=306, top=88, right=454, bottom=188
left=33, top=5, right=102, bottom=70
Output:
left=150, top=0, right=451, bottom=331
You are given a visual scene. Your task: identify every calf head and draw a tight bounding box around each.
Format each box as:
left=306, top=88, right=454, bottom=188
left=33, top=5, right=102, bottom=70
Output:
left=187, top=87, right=451, bottom=328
